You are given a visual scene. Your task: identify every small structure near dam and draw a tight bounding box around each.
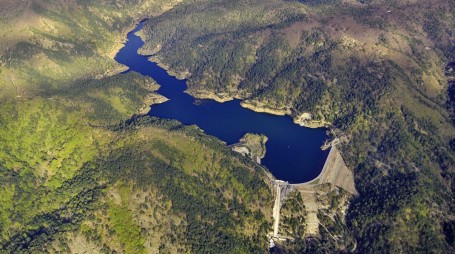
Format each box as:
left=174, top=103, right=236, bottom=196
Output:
left=270, top=144, right=357, bottom=239
left=271, top=180, right=293, bottom=238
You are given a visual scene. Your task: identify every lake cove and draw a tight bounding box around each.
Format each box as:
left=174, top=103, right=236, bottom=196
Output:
left=115, top=22, right=329, bottom=184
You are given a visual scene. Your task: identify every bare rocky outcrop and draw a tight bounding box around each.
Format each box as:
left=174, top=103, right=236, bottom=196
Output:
left=240, top=100, right=291, bottom=116
left=293, top=112, right=330, bottom=128
left=231, top=133, right=268, bottom=164
left=186, top=90, right=234, bottom=103
left=139, top=93, right=169, bottom=115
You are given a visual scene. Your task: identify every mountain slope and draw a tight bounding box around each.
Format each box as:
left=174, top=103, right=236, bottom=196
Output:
left=0, top=1, right=283, bottom=253
left=138, top=0, right=455, bottom=252
left=1, top=0, right=454, bottom=252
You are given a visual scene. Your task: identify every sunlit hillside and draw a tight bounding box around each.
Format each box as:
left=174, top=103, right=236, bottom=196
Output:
left=1, top=0, right=454, bottom=253
left=138, top=0, right=455, bottom=252
left=0, top=1, right=281, bottom=253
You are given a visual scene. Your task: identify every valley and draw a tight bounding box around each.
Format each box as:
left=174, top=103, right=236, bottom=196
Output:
left=0, top=0, right=454, bottom=253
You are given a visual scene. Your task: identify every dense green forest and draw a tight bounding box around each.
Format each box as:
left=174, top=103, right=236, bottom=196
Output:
left=1, top=0, right=455, bottom=253
left=1, top=115, right=274, bottom=253
left=139, top=0, right=455, bottom=252
left=0, top=0, right=279, bottom=253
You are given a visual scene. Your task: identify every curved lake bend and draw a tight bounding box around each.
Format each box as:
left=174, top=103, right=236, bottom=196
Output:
left=115, top=22, right=329, bottom=183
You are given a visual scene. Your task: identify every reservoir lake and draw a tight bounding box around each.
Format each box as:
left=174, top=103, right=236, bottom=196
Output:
left=115, top=22, right=329, bottom=183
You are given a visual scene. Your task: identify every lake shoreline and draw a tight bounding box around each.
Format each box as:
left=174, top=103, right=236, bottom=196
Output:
left=129, top=36, right=331, bottom=130
left=115, top=21, right=330, bottom=183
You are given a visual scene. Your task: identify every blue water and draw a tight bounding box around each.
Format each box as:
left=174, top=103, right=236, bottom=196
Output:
left=115, top=22, right=329, bottom=183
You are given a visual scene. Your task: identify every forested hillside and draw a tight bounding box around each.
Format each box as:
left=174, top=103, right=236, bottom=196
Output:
left=139, top=0, right=455, bottom=252
left=0, top=1, right=281, bottom=253
left=1, top=0, right=455, bottom=252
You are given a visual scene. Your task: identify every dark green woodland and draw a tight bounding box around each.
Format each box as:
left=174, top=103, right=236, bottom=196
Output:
left=0, top=0, right=454, bottom=253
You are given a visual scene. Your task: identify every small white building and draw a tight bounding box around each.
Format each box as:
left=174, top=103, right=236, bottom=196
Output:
left=269, top=239, right=275, bottom=249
